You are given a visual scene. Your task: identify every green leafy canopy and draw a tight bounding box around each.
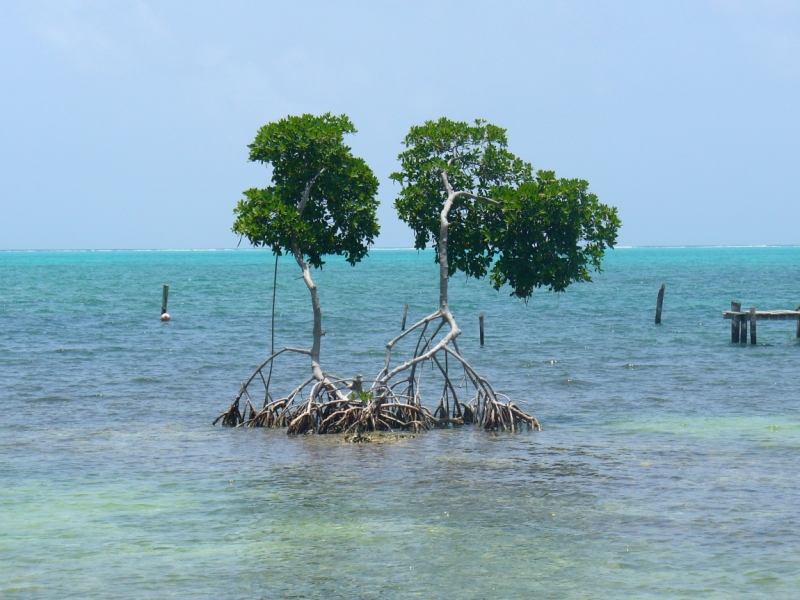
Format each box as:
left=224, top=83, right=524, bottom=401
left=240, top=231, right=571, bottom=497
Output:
left=233, top=113, right=380, bottom=268
left=391, top=118, right=621, bottom=298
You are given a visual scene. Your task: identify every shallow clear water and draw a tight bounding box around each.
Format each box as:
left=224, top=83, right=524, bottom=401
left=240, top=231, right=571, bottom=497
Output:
left=1, top=248, right=799, bottom=598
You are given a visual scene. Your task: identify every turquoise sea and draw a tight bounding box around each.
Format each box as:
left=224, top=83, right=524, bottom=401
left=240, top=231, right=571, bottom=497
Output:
left=2, top=247, right=800, bottom=598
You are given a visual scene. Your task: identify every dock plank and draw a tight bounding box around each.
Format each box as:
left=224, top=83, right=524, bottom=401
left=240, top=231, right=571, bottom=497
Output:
left=723, top=310, right=800, bottom=321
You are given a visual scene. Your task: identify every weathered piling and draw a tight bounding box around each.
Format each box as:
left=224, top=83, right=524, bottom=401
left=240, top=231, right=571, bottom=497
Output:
left=160, top=284, right=171, bottom=321
left=479, top=314, right=485, bottom=347
left=739, top=312, right=748, bottom=343
left=731, top=302, right=741, bottom=343
left=796, top=306, right=800, bottom=338
left=724, top=307, right=800, bottom=344
left=162, top=284, right=169, bottom=314
left=655, top=284, right=665, bottom=325
left=401, top=303, right=408, bottom=331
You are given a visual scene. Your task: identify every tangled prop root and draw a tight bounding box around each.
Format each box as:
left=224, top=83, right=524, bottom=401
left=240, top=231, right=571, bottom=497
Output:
left=213, top=349, right=435, bottom=434
left=372, top=311, right=541, bottom=433
left=215, top=312, right=540, bottom=434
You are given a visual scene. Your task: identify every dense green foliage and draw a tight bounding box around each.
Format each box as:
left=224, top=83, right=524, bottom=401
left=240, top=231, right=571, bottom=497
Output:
left=391, top=118, right=620, bottom=298
left=233, top=113, right=380, bottom=268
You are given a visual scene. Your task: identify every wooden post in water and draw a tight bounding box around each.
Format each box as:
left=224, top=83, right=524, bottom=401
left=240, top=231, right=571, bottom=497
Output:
left=749, top=306, right=757, bottom=345
left=731, top=302, right=741, bottom=343
left=739, top=310, right=748, bottom=343
left=161, top=284, right=169, bottom=314
left=796, top=306, right=800, bottom=339
left=655, top=284, right=665, bottom=325
left=479, top=314, right=485, bottom=347
left=401, top=303, right=408, bottom=331
left=161, top=284, right=170, bottom=321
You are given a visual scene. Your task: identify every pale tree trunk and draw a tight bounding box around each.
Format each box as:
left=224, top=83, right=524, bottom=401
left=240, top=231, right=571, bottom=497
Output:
left=437, top=171, right=501, bottom=316
left=439, top=191, right=452, bottom=312
left=375, top=170, right=499, bottom=384
left=291, top=243, right=324, bottom=381
left=294, top=168, right=328, bottom=383
left=433, top=174, right=466, bottom=381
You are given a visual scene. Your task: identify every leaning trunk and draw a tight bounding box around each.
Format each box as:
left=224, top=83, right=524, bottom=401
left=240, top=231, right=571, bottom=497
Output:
left=291, top=168, right=329, bottom=383
left=291, top=242, right=325, bottom=382
left=439, top=194, right=452, bottom=313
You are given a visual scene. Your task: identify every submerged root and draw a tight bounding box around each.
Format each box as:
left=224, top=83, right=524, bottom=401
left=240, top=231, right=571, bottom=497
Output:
left=343, top=432, right=418, bottom=444
left=214, top=387, right=434, bottom=435
left=476, top=396, right=540, bottom=432
left=213, top=397, right=243, bottom=427
left=289, top=398, right=431, bottom=435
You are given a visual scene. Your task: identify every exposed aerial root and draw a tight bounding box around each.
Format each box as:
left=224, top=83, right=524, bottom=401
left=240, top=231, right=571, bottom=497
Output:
left=372, top=311, right=541, bottom=432
left=212, top=351, right=435, bottom=434
left=215, top=312, right=540, bottom=434
left=213, top=348, right=312, bottom=428
left=290, top=397, right=432, bottom=435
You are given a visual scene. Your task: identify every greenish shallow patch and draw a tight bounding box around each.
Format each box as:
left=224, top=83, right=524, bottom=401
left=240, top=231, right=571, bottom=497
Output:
left=606, top=415, right=800, bottom=442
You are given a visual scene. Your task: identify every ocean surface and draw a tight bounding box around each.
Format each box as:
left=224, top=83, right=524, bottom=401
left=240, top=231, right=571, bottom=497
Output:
left=2, top=247, right=800, bottom=599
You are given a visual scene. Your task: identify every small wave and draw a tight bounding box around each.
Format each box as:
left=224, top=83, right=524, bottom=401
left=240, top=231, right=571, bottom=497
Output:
left=31, top=396, right=71, bottom=403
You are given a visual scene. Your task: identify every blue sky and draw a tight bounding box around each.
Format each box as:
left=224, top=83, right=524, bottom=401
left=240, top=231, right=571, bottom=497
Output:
left=1, top=1, right=799, bottom=249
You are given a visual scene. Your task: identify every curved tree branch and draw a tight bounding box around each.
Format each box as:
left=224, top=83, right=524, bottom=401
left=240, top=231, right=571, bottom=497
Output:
left=451, top=190, right=500, bottom=206
left=298, top=167, right=327, bottom=215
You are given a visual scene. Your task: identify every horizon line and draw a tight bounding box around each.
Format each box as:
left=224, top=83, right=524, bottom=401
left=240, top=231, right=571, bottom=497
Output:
left=2, top=244, right=800, bottom=252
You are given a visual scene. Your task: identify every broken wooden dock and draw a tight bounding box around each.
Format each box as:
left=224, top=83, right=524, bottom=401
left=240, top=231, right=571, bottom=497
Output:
left=723, top=302, right=800, bottom=344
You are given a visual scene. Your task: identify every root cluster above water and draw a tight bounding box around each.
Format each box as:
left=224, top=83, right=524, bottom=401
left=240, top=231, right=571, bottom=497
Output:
left=214, top=311, right=540, bottom=435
